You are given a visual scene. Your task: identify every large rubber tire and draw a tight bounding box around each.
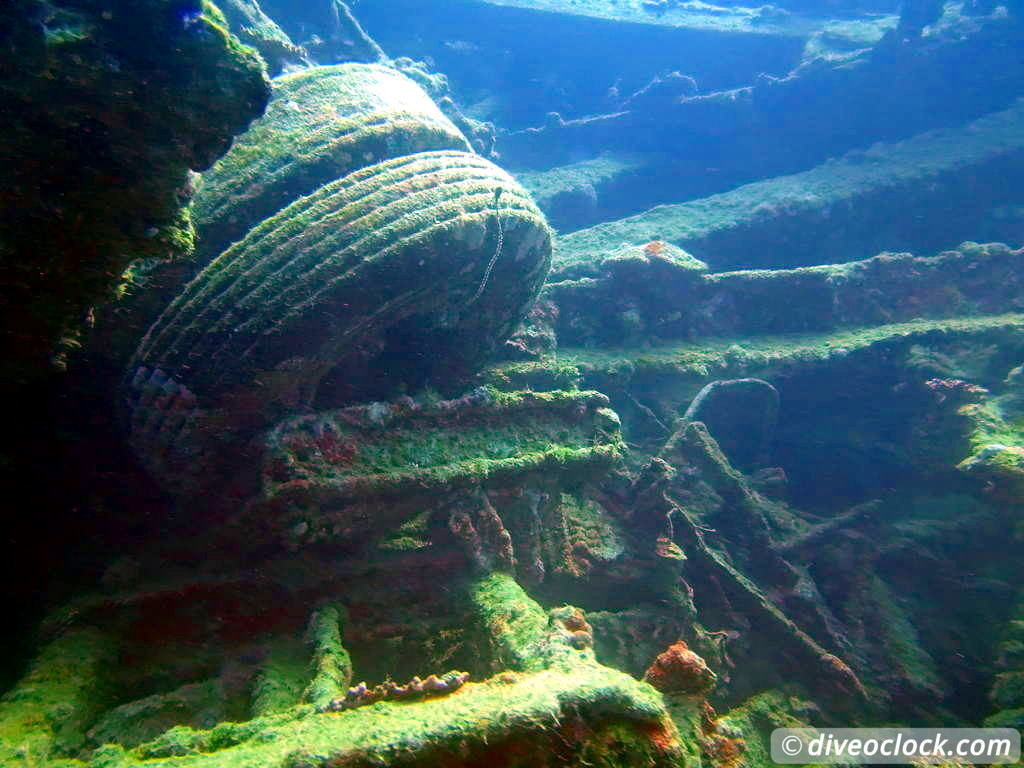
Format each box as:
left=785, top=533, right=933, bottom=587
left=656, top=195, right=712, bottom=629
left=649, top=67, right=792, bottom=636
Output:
left=192, top=64, right=471, bottom=260
left=127, top=151, right=552, bottom=494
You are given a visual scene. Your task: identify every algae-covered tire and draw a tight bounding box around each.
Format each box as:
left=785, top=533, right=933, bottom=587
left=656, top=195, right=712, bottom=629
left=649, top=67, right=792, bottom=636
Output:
left=129, top=149, right=552, bottom=439
left=192, top=64, right=471, bottom=259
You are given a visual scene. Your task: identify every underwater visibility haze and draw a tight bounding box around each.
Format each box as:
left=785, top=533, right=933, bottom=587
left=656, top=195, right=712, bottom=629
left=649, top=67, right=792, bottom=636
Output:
left=1, top=0, right=1024, bottom=765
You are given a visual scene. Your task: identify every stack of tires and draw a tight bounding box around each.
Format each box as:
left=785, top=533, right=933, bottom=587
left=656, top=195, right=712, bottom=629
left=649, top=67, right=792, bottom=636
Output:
left=125, top=64, right=553, bottom=496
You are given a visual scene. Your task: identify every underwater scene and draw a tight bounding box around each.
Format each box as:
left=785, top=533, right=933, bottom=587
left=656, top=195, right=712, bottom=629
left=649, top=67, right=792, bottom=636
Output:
left=2, top=0, right=1024, bottom=765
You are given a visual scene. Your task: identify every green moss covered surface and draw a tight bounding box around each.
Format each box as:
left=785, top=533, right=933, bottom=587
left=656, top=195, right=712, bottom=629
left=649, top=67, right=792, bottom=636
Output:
left=215, top=0, right=304, bottom=75
left=250, top=640, right=310, bottom=718
left=4, top=575, right=680, bottom=768
left=85, top=680, right=246, bottom=752
left=470, top=573, right=550, bottom=670
left=956, top=361, right=1024, bottom=492
left=302, top=605, right=354, bottom=711
left=563, top=314, right=1024, bottom=382
left=517, top=152, right=644, bottom=212
left=261, top=389, right=622, bottom=504
left=710, top=691, right=823, bottom=768
left=73, top=665, right=669, bottom=768
left=135, top=151, right=551, bottom=403
left=0, top=628, right=117, bottom=764
left=987, top=596, right=1024, bottom=731
left=483, top=360, right=584, bottom=391
left=548, top=243, right=1024, bottom=347
left=193, top=64, right=471, bottom=259
left=553, top=101, right=1024, bottom=275
left=0, top=0, right=269, bottom=382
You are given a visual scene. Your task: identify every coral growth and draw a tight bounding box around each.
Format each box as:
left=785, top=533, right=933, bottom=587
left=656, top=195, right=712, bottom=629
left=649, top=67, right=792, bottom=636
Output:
left=702, top=729, right=748, bottom=768
left=643, top=641, right=717, bottom=695
left=319, top=670, right=471, bottom=712
left=551, top=606, right=595, bottom=651
left=448, top=492, right=517, bottom=573
left=644, top=240, right=669, bottom=257
left=924, top=377, right=989, bottom=405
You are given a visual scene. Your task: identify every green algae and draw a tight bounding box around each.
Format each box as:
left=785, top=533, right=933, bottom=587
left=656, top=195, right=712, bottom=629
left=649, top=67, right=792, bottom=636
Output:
left=86, top=680, right=248, bottom=752
left=570, top=719, right=689, bottom=768
left=302, top=606, right=353, bottom=711
left=116, top=664, right=667, bottom=767
left=483, top=361, right=584, bottom=392
left=559, top=493, right=628, bottom=564
left=863, top=576, right=943, bottom=700
left=985, top=707, right=1024, bottom=730
left=334, top=438, right=610, bottom=495
left=377, top=512, right=433, bottom=553
left=250, top=641, right=310, bottom=718
left=563, top=314, right=1024, bottom=380
left=957, top=375, right=1024, bottom=491
left=135, top=150, right=552, bottom=402
left=193, top=64, right=471, bottom=259
left=712, top=690, right=823, bottom=768
left=517, top=153, right=644, bottom=213
left=549, top=243, right=1024, bottom=352
left=215, top=0, right=304, bottom=75
left=992, top=671, right=1024, bottom=710
left=553, top=100, right=1024, bottom=274
left=662, top=698, right=705, bottom=768
left=985, top=597, right=1024, bottom=741
left=354, top=410, right=586, bottom=473
left=128, top=149, right=555, bottom=497
left=470, top=572, right=550, bottom=670
left=0, top=628, right=117, bottom=765
left=962, top=399, right=1024, bottom=453
left=262, top=390, right=624, bottom=510
left=14, top=575, right=680, bottom=768
left=0, top=0, right=269, bottom=382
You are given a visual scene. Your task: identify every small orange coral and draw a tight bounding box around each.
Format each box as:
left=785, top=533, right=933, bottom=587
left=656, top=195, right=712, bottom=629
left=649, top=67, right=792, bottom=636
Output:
left=640, top=720, right=680, bottom=753
left=643, top=240, right=668, bottom=257
left=559, top=607, right=591, bottom=633
left=551, top=606, right=594, bottom=649
left=643, top=640, right=717, bottom=695
left=703, top=732, right=747, bottom=768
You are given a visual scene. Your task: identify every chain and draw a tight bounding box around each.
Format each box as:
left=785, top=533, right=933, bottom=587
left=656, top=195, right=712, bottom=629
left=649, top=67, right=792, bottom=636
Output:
left=469, top=187, right=504, bottom=304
